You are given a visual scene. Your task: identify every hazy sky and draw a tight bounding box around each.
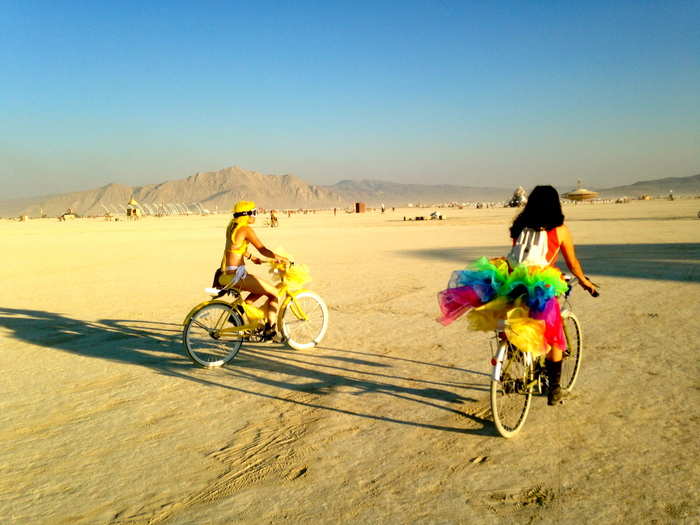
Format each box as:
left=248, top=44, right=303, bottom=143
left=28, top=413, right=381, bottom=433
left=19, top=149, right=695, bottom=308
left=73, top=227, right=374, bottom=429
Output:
left=2, top=1, right=699, bottom=198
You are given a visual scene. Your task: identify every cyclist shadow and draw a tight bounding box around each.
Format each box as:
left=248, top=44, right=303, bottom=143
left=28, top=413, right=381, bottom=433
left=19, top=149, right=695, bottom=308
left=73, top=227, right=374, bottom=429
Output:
left=0, top=306, right=496, bottom=436
left=398, top=242, right=700, bottom=282
left=0, top=307, right=188, bottom=369
left=214, top=343, right=495, bottom=436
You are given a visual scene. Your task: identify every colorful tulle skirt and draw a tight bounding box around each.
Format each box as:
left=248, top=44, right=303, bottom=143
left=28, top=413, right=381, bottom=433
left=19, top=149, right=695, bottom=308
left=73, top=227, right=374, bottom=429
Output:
left=437, top=257, right=569, bottom=354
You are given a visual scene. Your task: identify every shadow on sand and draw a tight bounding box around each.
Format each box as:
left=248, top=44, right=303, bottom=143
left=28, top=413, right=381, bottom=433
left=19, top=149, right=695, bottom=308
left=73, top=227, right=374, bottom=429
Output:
left=399, top=243, right=700, bottom=283
left=0, top=307, right=493, bottom=436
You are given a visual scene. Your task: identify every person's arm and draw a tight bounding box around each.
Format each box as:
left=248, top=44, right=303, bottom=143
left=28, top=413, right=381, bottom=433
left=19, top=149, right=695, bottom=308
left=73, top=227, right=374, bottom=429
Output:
left=558, top=225, right=597, bottom=295
left=245, top=228, right=289, bottom=263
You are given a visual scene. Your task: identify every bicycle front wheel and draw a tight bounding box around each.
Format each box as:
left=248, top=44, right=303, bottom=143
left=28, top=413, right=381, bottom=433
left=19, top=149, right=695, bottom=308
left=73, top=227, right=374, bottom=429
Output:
left=490, top=344, right=533, bottom=438
left=183, top=303, right=244, bottom=367
left=280, top=291, right=329, bottom=350
left=561, top=311, right=583, bottom=391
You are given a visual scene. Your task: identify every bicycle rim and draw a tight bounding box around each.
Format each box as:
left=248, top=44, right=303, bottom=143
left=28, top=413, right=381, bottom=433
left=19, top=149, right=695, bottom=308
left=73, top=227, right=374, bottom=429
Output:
left=561, top=312, right=583, bottom=391
left=490, top=345, right=533, bottom=438
left=281, top=292, right=328, bottom=350
left=183, top=303, right=244, bottom=367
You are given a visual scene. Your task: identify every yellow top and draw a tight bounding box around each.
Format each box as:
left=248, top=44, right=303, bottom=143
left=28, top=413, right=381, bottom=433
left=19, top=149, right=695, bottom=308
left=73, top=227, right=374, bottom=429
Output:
left=220, top=221, right=249, bottom=271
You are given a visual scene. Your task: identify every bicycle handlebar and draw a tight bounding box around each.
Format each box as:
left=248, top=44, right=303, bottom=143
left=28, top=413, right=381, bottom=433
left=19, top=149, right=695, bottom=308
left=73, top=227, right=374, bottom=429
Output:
left=563, top=274, right=599, bottom=298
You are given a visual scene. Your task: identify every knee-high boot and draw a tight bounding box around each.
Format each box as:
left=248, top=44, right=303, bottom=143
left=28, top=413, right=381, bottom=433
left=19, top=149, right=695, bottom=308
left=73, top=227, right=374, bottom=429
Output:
left=546, top=359, right=564, bottom=406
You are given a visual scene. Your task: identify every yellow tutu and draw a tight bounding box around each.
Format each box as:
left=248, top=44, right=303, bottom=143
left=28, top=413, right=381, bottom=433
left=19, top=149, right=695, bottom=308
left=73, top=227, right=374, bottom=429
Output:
left=467, top=297, right=548, bottom=355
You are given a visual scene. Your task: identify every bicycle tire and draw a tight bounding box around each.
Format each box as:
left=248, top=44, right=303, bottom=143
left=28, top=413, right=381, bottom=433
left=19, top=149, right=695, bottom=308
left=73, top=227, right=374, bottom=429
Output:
left=560, top=311, right=583, bottom=391
left=183, top=303, right=244, bottom=367
left=279, top=291, right=329, bottom=350
left=490, top=343, right=533, bottom=438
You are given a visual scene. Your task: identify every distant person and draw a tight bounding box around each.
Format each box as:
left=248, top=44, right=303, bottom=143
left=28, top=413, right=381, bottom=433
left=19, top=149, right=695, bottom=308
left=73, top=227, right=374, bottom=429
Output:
left=381, top=203, right=385, bottom=213
left=270, top=210, right=278, bottom=227
left=218, top=201, right=289, bottom=340
left=333, top=207, right=337, bottom=216
left=438, top=185, right=597, bottom=405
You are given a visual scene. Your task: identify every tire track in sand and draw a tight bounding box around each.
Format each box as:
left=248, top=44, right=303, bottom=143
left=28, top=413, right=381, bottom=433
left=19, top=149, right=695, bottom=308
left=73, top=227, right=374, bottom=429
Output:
left=120, top=391, right=322, bottom=525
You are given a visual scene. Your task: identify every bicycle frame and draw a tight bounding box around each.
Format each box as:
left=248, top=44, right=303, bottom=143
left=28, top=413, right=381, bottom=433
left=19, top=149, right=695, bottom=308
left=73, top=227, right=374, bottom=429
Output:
left=182, top=285, right=313, bottom=336
left=492, top=338, right=544, bottom=393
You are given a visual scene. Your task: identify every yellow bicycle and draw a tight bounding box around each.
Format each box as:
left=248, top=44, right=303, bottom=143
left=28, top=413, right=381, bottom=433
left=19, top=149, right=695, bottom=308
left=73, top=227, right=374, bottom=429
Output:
left=182, top=261, right=329, bottom=367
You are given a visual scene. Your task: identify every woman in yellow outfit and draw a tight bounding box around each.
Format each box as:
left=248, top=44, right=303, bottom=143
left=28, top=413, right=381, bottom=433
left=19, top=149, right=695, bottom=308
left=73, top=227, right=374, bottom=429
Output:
left=220, top=201, right=289, bottom=340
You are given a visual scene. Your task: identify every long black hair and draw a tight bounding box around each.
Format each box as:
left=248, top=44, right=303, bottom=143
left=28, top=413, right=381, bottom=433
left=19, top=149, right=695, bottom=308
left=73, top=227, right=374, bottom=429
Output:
left=509, top=185, right=565, bottom=239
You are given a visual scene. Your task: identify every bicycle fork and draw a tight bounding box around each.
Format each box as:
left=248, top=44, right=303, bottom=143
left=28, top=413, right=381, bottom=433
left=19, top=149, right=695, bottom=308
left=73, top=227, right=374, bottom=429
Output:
left=491, top=342, right=543, bottom=394
left=491, top=342, right=508, bottom=381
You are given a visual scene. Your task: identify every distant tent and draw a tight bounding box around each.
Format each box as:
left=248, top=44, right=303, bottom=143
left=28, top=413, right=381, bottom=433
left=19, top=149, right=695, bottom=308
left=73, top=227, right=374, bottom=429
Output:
left=562, top=180, right=599, bottom=201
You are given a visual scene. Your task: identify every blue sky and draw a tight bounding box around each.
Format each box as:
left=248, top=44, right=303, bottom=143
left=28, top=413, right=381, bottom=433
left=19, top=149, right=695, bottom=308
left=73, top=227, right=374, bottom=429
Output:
left=1, top=1, right=699, bottom=198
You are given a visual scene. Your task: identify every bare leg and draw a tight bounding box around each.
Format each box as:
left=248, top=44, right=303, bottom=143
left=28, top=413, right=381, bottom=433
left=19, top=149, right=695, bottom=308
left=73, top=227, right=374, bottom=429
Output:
left=245, top=293, right=264, bottom=305
left=237, top=274, right=279, bottom=326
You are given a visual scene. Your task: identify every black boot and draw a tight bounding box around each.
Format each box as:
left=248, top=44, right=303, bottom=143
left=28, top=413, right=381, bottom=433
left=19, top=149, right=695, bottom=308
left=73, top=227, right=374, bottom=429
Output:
left=262, top=322, right=277, bottom=341
left=546, top=360, right=564, bottom=406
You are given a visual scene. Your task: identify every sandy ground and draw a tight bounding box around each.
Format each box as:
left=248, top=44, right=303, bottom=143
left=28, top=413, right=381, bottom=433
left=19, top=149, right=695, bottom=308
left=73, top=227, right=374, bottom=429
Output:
left=1, top=199, right=699, bottom=524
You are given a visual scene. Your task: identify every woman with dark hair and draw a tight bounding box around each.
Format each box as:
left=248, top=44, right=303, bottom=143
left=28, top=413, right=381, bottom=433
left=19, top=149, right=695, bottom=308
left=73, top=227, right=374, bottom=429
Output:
left=438, top=185, right=597, bottom=405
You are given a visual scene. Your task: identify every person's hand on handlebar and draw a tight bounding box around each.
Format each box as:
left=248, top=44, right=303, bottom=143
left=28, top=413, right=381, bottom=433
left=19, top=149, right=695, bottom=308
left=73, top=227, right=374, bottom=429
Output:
left=580, top=276, right=599, bottom=297
left=274, top=254, right=290, bottom=266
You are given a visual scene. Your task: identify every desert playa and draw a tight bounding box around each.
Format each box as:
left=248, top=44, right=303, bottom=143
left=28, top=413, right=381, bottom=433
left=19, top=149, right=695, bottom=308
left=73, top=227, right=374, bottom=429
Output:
left=1, top=199, right=698, bottom=524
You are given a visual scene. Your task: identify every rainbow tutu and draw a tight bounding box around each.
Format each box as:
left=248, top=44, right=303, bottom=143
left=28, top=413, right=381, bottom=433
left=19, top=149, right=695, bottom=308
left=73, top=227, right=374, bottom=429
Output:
left=437, top=257, right=568, bottom=354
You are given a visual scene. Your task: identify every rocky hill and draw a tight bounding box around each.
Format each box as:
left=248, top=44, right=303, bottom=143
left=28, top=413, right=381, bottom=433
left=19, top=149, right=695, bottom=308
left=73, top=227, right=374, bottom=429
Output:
left=1, top=166, right=343, bottom=217
left=596, top=174, right=700, bottom=198
left=324, top=180, right=509, bottom=206
left=2, top=168, right=699, bottom=217
left=0, top=167, right=512, bottom=217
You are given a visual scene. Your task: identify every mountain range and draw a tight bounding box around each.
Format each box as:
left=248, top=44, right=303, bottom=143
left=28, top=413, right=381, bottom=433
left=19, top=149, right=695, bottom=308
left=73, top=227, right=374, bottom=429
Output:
left=1, top=166, right=698, bottom=217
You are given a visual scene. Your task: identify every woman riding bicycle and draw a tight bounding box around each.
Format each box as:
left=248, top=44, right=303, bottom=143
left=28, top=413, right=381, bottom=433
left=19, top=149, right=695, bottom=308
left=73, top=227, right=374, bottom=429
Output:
left=219, top=200, right=289, bottom=340
left=438, top=185, right=597, bottom=405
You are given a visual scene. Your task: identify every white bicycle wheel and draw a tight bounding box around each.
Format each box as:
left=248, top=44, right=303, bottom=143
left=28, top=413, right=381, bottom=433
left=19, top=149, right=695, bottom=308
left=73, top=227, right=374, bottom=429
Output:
left=280, top=291, right=328, bottom=350
left=561, top=311, right=583, bottom=391
left=490, top=344, right=533, bottom=438
left=183, top=303, right=244, bottom=367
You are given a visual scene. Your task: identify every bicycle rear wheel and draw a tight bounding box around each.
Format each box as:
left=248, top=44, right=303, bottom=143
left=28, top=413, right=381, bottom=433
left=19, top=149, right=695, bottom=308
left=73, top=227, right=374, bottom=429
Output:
left=183, top=303, right=244, bottom=367
left=280, top=291, right=328, bottom=350
left=490, top=343, right=533, bottom=438
left=561, top=311, right=583, bottom=391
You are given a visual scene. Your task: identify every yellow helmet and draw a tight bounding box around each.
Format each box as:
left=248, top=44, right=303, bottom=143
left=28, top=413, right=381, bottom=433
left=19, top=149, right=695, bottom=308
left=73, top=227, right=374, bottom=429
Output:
left=232, top=200, right=257, bottom=224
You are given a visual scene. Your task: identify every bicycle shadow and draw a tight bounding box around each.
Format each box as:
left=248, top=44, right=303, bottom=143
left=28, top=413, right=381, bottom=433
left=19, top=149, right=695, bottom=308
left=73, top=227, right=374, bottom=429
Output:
left=0, top=307, right=495, bottom=436
left=398, top=242, right=700, bottom=283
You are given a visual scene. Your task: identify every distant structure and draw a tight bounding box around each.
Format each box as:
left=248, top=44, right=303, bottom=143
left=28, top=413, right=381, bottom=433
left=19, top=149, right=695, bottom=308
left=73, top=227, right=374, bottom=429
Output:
left=562, top=180, right=599, bottom=201
left=506, top=187, right=527, bottom=207
left=126, top=197, right=142, bottom=220
left=194, top=203, right=210, bottom=215
left=58, top=208, right=77, bottom=221
left=355, top=202, right=366, bottom=213
left=100, top=203, right=119, bottom=221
